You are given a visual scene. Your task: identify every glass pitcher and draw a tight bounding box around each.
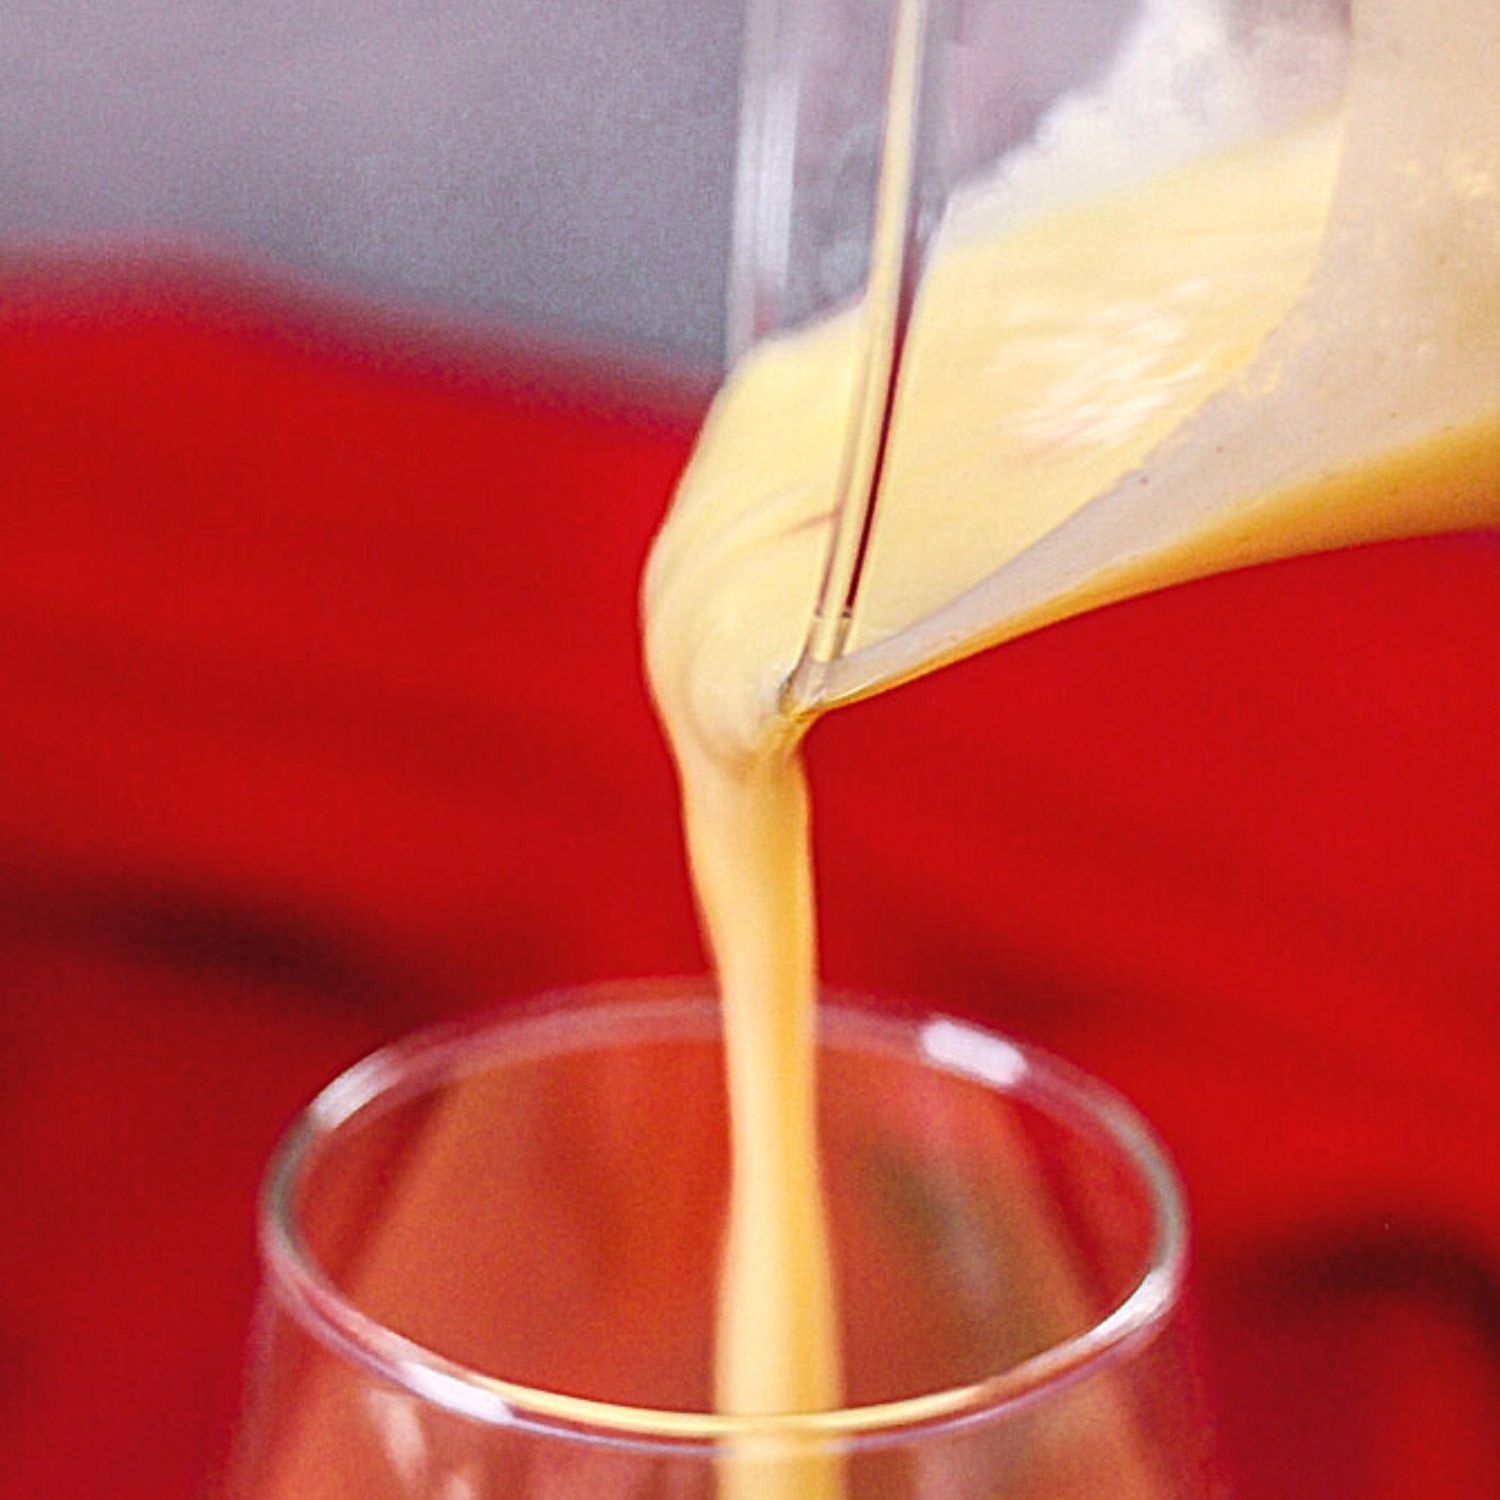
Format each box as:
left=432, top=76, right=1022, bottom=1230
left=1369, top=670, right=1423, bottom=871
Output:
left=724, top=0, right=1500, bottom=719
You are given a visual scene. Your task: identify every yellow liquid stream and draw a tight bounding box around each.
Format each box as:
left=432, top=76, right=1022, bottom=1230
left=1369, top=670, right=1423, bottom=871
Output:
left=643, top=2, right=1500, bottom=1496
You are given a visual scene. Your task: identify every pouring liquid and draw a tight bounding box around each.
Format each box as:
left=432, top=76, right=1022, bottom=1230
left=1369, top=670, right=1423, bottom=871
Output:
left=643, top=1, right=1500, bottom=1496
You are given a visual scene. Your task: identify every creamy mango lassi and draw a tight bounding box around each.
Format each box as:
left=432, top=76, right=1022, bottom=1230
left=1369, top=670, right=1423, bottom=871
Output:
left=644, top=2, right=1500, bottom=1497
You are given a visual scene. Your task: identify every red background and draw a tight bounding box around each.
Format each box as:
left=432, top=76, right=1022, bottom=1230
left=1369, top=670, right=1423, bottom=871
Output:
left=1, top=266, right=1496, bottom=1499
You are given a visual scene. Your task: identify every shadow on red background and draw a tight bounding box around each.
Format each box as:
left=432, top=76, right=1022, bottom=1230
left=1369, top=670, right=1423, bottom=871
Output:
left=1, top=264, right=1496, bottom=1499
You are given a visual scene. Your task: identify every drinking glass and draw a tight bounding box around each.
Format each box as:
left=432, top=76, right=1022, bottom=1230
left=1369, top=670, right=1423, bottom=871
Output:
left=217, top=983, right=1223, bottom=1498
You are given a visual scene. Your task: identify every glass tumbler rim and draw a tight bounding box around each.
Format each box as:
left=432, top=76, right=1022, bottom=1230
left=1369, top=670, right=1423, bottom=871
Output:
left=258, top=980, right=1189, bottom=1455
